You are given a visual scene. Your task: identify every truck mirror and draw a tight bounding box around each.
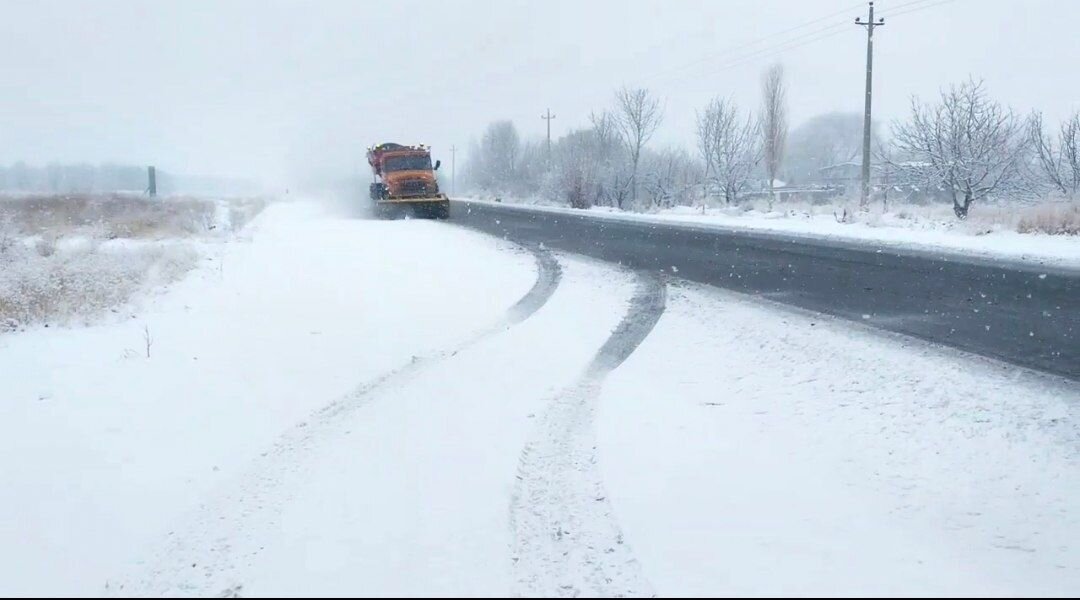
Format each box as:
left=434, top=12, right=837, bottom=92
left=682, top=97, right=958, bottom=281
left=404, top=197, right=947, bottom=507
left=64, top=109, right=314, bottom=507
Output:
left=434, top=160, right=441, bottom=171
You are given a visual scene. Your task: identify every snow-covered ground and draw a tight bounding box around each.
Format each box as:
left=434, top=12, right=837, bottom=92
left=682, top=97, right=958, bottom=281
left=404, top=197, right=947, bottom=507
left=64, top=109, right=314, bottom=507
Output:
left=600, top=283, right=1080, bottom=596
left=2, top=198, right=1078, bottom=596
left=0, top=199, right=536, bottom=596
left=464, top=198, right=1080, bottom=270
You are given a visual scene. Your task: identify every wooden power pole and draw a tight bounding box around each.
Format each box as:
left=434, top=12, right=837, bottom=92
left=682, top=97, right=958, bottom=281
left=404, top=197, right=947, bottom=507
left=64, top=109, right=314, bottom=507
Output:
left=855, top=2, right=884, bottom=208
left=541, top=108, right=556, bottom=165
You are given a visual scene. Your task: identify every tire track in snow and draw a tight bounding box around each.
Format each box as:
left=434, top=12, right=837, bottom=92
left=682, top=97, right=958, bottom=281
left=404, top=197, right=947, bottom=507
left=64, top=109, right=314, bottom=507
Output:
left=504, top=245, right=561, bottom=325
left=306, top=244, right=560, bottom=427
left=510, top=272, right=666, bottom=598
left=112, top=245, right=560, bottom=598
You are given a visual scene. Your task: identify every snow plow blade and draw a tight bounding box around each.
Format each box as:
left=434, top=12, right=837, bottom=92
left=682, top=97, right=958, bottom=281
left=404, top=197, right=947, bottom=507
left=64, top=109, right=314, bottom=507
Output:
left=375, top=195, right=450, bottom=220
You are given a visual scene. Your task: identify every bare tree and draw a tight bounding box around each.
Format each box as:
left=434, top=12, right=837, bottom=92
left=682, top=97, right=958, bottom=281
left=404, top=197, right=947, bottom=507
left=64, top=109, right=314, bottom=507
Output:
left=891, top=79, right=1029, bottom=219
left=613, top=87, right=663, bottom=209
left=589, top=110, right=618, bottom=150
left=552, top=131, right=591, bottom=209
left=760, top=64, right=788, bottom=205
left=468, top=120, right=521, bottom=192
left=640, top=148, right=701, bottom=209
left=553, top=128, right=601, bottom=209
left=1029, top=110, right=1080, bottom=199
left=871, top=137, right=905, bottom=211
left=546, top=113, right=624, bottom=209
left=586, top=111, right=626, bottom=207
left=696, top=98, right=761, bottom=205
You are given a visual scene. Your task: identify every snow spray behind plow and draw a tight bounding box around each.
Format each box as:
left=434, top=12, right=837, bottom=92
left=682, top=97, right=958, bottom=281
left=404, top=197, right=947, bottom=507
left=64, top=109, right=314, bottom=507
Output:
left=510, top=272, right=667, bottom=598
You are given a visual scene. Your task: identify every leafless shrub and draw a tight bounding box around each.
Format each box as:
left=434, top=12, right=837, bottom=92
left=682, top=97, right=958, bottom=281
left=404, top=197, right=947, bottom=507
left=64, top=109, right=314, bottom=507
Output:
left=0, top=243, right=199, bottom=329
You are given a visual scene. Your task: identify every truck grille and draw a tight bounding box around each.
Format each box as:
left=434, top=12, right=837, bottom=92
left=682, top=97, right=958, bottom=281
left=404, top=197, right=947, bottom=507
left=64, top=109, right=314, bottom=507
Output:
left=398, top=180, right=429, bottom=196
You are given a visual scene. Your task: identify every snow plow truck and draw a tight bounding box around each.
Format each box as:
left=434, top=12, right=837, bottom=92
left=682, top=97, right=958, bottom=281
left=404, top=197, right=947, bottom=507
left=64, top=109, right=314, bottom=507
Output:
left=366, top=143, right=449, bottom=219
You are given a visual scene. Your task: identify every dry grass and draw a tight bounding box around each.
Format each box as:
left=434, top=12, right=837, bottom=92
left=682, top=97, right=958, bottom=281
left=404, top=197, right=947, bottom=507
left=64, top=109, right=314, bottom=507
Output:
left=0, top=242, right=198, bottom=331
left=0, top=193, right=269, bottom=330
left=0, top=193, right=220, bottom=239
left=724, top=196, right=1080, bottom=236
left=1016, top=203, right=1080, bottom=235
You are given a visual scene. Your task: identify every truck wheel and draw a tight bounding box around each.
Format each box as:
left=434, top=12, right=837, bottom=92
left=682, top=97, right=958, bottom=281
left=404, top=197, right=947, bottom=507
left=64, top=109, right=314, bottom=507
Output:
left=369, top=183, right=388, bottom=201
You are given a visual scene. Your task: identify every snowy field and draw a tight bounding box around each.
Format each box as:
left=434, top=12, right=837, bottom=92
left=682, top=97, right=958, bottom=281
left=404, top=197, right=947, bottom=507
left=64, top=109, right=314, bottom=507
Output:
left=0, top=194, right=268, bottom=331
left=1, top=198, right=1077, bottom=596
left=466, top=197, right=1080, bottom=270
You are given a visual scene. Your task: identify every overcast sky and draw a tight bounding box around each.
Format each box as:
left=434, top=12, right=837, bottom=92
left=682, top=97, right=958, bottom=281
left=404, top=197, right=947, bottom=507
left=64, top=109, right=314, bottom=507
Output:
left=2, top=0, right=1078, bottom=187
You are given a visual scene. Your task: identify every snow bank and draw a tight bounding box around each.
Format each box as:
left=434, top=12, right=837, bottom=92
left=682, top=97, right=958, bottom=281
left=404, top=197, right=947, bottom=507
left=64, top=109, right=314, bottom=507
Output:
left=463, top=197, right=1080, bottom=269
left=647, top=202, right=1080, bottom=268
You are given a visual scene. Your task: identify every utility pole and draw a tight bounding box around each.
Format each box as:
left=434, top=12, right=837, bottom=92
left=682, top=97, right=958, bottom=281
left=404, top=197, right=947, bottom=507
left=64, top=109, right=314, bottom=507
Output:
left=449, top=145, right=456, bottom=197
left=541, top=108, right=556, bottom=165
left=855, top=1, right=883, bottom=208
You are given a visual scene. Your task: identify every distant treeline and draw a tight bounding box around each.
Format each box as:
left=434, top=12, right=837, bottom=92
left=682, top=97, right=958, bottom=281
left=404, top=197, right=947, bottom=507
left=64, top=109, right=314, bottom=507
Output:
left=0, top=162, right=262, bottom=195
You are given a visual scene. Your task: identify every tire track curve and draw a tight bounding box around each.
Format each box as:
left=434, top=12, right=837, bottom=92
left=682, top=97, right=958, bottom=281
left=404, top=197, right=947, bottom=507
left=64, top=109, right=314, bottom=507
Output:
left=112, top=245, right=561, bottom=598
left=510, top=271, right=667, bottom=598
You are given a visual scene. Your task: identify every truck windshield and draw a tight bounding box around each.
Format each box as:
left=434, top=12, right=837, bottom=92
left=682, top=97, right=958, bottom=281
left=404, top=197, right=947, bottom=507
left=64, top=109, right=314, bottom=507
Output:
left=384, top=155, right=432, bottom=172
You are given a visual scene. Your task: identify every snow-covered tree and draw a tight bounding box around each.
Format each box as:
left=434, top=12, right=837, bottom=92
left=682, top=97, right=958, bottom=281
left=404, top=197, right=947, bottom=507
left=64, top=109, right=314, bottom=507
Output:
left=696, top=98, right=761, bottom=205
left=640, top=148, right=701, bottom=209
left=1029, top=110, right=1080, bottom=199
left=479, top=120, right=521, bottom=191
left=891, top=79, right=1030, bottom=219
left=760, top=64, right=788, bottom=203
left=613, top=87, right=663, bottom=209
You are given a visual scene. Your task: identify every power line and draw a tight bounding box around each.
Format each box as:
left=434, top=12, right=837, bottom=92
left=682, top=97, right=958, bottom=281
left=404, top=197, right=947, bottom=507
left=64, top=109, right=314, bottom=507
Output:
left=881, top=0, right=958, bottom=20
left=698, top=24, right=852, bottom=76
left=258, top=0, right=963, bottom=147
left=876, top=0, right=938, bottom=17
left=685, top=0, right=959, bottom=79
left=641, top=2, right=865, bottom=84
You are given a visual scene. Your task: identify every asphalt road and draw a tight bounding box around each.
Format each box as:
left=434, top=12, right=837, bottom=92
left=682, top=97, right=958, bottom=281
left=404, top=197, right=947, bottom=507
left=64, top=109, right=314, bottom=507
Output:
left=449, top=200, right=1079, bottom=381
